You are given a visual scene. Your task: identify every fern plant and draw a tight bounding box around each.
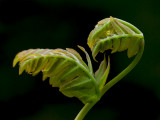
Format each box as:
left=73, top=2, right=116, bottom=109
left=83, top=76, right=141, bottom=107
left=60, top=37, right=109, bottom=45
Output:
left=13, top=16, right=144, bottom=120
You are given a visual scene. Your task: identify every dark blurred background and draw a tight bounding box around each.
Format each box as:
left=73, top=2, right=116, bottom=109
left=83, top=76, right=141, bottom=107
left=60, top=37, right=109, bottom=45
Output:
left=0, top=0, right=160, bottom=120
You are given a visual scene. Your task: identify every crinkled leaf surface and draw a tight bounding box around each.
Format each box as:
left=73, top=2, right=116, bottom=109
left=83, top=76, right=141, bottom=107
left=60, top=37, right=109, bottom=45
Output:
left=87, top=16, right=144, bottom=60
left=13, top=48, right=100, bottom=104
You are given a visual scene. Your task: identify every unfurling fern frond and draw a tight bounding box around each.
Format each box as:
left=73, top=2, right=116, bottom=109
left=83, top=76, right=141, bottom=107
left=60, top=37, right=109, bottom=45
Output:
left=88, top=16, right=144, bottom=60
left=13, top=48, right=100, bottom=104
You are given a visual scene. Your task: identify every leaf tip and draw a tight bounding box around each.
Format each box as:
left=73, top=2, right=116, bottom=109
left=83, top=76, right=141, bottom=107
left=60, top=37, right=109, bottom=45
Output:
left=93, top=56, right=98, bottom=62
left=18, top=66, right=24, bottom=75
left=13, top=55, right=20, bottom=67
left=110, top=16, right=114, bottom=20
left=77, top=45, right=84, bottom=51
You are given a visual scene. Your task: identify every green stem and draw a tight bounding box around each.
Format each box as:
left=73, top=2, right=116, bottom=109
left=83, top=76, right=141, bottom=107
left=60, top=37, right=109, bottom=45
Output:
left=101, top=43, right=144, bottom=96
left=74, top=101, right=98, bottom=120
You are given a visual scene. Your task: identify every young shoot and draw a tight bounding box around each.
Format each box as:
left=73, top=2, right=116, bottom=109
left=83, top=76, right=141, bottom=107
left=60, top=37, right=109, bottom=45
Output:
left=13, top=16, right=144, bottom=120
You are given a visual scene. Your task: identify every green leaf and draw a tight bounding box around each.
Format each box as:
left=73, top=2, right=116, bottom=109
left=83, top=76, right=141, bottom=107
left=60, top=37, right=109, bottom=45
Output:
left=78, top=45, right=93, bottom=75
left=87, top=16, right=144, bottom=60
left=95, top=54, right=107, bottom=83
left=98, top=56, right=110, bottom=90
left=95, top=55, right=110, bottom=90
left=13, top=48, right=100, bottom=104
